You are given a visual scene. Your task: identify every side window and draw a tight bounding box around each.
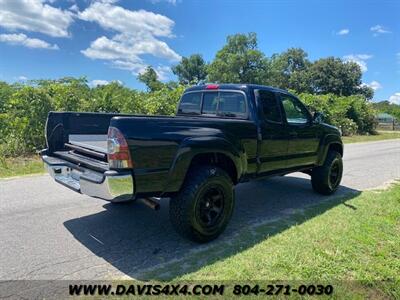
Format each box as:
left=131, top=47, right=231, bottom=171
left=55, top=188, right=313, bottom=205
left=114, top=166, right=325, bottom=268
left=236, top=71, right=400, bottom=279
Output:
left=258, top=90, right=282, bottom=123
left=280, top=94, right=310, bottom=124
left=178, top=93, right=201, bottom=114
left=202, top=92, right=218, bottom=114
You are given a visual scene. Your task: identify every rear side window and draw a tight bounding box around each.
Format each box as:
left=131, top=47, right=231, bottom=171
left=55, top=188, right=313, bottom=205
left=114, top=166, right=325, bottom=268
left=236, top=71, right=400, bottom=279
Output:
left=258, top=90, right=282, bottom=123
left=178, top=92, right=201, bottom=114
left=202, top=91, right=246, bottom=117
left=218, top=92, right=246, bottom=116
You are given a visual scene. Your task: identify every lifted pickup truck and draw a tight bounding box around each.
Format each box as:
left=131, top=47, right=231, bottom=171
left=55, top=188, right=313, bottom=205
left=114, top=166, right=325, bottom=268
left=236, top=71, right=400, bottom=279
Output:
left=41, top=84, right=343, bottom=242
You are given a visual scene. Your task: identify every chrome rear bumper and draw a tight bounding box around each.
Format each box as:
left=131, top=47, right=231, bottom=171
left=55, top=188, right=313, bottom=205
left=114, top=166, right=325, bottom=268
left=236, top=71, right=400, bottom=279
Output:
left=42, top=155, right=134, bottom=202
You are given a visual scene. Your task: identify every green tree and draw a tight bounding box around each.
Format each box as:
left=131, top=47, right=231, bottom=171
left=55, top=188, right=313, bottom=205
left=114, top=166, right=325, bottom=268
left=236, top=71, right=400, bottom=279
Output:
left=357, top=85, right=374, bottom=100
left=139, top=85, right=186, bottom=115
left=3, top=86, right=53, bottom=155
left=172, top=54, right=208, bottom=84
left=88, top=81, right=134, bottom=113
left=372, top=101, right=400, bottom=121
left=44, top=78, right=90, bottom=111
left=0, top=81, right=15, bottom=113
left=207, top=33, right=268, bottom=84
left=137, top=66, right=164, bottom=92
left=308, top=57, right=373, bottom=98
left=269, top=48, right=311, bottom=91
left=299, top=93, right=377, bottom=135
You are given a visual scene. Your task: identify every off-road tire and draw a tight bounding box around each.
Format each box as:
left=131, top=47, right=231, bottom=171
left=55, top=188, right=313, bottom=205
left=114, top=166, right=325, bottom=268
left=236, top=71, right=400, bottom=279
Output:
left=169, top=165, right=234, bottom=243
left=311, top=150, right=343, bottom=195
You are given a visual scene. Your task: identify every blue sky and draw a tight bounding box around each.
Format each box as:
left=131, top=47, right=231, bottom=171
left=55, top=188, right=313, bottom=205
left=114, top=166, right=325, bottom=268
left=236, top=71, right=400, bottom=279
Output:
left=0, top=0, right=399, bottom=103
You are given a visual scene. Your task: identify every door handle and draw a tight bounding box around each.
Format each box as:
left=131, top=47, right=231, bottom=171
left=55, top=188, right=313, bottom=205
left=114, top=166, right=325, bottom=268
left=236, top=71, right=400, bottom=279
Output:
left=289, top=131, right=298, bottom=138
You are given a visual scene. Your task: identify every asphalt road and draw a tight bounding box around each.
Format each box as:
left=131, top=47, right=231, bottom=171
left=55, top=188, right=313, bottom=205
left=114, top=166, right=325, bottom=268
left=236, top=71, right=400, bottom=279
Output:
left=0, top=139, right=399, bottom=280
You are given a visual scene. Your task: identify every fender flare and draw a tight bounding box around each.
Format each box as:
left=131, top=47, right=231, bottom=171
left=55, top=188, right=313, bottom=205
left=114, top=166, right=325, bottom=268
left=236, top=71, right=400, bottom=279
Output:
left=317, top=134, right=343, bottom=165
left=162, top=137, right=245, bottom=193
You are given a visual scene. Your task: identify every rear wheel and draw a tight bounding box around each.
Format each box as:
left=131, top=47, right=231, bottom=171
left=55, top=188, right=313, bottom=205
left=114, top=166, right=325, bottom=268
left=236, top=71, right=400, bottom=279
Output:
left=169, top=165, right=234, bottom=243
left=311, top=150, right=343, bottom=195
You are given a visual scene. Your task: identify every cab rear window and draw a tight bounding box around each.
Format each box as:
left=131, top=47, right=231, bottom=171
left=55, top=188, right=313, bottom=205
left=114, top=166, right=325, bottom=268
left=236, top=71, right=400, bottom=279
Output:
left=202, top=92, right=219, bottom=114
left=178, top=91, right=247, bottom=118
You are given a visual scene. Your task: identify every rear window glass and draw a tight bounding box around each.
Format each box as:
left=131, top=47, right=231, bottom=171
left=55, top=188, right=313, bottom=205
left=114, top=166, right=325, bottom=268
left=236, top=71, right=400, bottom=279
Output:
left=178, top=93, right=201, bottom=114
left=202, top=92, right=219, bottom=114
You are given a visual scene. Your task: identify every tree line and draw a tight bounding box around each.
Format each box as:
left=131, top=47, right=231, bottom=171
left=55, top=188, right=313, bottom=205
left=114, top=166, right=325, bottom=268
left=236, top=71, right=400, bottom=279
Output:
left=371, top=101, right=400, bottom=121
left=0, top=32, right=389, bottom=158
left=142, top=33, right=374, bottom=100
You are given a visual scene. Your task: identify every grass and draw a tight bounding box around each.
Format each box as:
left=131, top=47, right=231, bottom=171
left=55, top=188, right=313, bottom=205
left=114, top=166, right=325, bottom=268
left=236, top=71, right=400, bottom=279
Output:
left=140, top=184, right=400, bottom=299
left=0, top=156, right=44, bottom=178
left=342, top=131, right=400, bottom=144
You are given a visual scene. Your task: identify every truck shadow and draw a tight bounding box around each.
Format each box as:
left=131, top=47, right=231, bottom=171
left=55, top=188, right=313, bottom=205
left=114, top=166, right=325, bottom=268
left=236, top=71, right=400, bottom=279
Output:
left=63, top=174, right=360, bottom=280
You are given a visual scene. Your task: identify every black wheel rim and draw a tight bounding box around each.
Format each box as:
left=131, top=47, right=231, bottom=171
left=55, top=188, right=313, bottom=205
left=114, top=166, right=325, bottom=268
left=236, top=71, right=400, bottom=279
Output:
left=329, top=160, right=341, bottom=188
left=196, top=185, right=225, bottom=228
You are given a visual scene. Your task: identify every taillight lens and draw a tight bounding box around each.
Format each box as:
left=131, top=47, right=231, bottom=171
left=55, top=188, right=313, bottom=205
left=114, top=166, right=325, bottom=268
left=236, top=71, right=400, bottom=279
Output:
left=107, top=127, right=133, bottom=169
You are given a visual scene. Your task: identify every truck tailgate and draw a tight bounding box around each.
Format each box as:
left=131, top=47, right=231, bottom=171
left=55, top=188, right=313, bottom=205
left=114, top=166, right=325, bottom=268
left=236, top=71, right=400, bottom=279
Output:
left=42, top=111, right=136, bottom=201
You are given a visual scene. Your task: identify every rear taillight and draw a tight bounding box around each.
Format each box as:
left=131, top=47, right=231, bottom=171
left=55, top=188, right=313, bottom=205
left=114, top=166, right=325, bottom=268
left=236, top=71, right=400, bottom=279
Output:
left=107, top=127, right=133, bottom=169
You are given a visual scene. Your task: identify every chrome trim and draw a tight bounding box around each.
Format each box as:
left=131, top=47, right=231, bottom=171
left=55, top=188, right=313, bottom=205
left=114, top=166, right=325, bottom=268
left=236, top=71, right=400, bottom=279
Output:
left=43, top=157, right=134, bottom=202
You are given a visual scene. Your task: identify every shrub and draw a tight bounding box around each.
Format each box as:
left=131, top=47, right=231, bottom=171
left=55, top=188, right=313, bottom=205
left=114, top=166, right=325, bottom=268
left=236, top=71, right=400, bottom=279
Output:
left=298, top=92, right=376, bottom=135
left=0, top=79, right=377, bottom=157
left=2, top=87, right=53, bottom=156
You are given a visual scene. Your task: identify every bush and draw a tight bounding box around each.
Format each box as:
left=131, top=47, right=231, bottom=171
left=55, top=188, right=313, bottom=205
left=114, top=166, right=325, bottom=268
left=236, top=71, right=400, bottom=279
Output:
left=0, top=79, right=377, bottom=157
left=337, top=118, right=358, bottom=136
left=1, top=87, right=53, bottom=156
left=298, top=93, right=376, bottom=136
left=138, top=85, right=185, bottom=115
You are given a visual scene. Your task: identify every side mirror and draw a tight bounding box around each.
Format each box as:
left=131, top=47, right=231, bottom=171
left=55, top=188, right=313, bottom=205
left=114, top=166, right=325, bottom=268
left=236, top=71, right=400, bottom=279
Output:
left=313, top=112, right=324, bottom=124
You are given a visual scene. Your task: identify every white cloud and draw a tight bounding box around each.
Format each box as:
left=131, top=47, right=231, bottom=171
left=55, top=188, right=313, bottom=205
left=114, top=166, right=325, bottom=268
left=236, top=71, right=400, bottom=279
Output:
left=90, top=79, right=110, bottom=87
left=362, top=80, right=382, bottom=91
left=337, top=28, right=349, bottom=35
left=69, top=4, right=79, bottom=13
left=389, top=93, right=400, bottom=105
left=343, top=54, right=373, bottom=72
left=0, top=33, right=59, bottom=49
left=0, top=0, right=74, bottom=37
left=154, top=66, right=172, bottom=81
left=149, top=0, right=178, bottom=5
left=79, top=2, right=175, bottom=38
left=79, top=1, right=180, bottom=77
left=89, top=79, right=123, bottom=87
left=17, top=75, right=28, bottom=81
left=94, top=0, right=120, bottom=3
left=370, top=25, right=391, bottom=36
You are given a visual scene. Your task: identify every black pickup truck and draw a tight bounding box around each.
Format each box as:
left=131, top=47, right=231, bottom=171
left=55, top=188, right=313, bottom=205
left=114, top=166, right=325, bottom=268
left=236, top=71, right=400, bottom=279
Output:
left=41, top=84, right=343, bottom=242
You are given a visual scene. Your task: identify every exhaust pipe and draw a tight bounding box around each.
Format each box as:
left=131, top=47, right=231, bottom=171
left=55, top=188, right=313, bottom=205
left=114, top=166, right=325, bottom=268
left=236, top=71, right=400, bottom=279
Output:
left=139, top=197, right=160, bottom=211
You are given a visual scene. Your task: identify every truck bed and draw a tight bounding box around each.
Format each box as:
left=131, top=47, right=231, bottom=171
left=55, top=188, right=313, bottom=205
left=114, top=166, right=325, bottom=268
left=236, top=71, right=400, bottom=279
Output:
left=69, top=134, right=108, bottom=153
